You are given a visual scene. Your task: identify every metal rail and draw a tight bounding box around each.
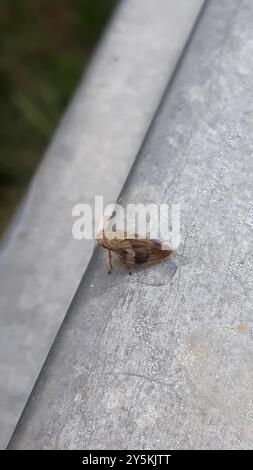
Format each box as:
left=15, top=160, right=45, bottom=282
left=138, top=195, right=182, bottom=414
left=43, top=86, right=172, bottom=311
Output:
left=9, top=0, right=253, bottom=450
left=0, top=0, right=205, bottom=448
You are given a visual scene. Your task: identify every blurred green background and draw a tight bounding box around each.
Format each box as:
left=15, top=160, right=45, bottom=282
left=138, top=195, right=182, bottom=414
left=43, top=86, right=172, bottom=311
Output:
left=0, top=0, right=117, bottom=237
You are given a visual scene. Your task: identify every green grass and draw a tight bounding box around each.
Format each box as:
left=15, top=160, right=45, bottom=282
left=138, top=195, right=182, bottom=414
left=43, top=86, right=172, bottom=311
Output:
left=0, top=0, right=117, bottom=236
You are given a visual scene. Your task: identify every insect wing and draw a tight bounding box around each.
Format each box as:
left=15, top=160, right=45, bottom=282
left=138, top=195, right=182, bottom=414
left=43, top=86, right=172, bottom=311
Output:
left=116, top=238, right=172, bottom=266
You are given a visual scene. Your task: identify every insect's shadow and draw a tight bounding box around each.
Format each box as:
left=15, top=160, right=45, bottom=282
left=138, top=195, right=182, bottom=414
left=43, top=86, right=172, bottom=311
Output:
left=110, top=252, right=189, bottom=288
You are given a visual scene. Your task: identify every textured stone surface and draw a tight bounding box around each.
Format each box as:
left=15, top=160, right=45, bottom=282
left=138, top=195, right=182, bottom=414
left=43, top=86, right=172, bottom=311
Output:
left=9, top=0, right=253, bottom=450
left=0, top=0, right=204, bottom=449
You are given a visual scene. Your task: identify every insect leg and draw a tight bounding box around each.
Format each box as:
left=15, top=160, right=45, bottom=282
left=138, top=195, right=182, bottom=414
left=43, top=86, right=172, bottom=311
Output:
left=122, top=259, right=132, bottom=275
left=121, top=250, right=134, bottom=275
left=108, top=249, right=113, bottom=274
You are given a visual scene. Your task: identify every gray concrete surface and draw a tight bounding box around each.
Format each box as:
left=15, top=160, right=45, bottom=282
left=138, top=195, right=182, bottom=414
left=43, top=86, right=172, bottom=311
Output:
left=8, top=0, right=253, bottom=450
left=0, top=0, right=205, bottom=449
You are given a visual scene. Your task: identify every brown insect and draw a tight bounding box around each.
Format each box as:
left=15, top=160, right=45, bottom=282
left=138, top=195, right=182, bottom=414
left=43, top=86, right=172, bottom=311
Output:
left=97, top=230, right=172, bottom=274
